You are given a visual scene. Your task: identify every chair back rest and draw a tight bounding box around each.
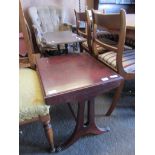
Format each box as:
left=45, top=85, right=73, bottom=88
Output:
left=20, top=0, right=34, bottom=68
left=28, top=6, right=64, bottom=33
left=92, top=9, right=126, bottom=54
left=24, top=19, right=34, bottom=52
left=74, top=10, right=91, bottom=50
left=19, top=19, right=35, bottom=68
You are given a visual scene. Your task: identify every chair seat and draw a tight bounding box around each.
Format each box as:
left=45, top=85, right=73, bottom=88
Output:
left=19, top=68, right=50, bottom=122
left=98, top=50, right=135, bottom=73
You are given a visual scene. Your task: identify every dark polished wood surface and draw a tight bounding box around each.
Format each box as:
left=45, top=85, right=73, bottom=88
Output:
left=37, top=53, right=123, bottom=104
left=36, top=53, right=123, bottom=150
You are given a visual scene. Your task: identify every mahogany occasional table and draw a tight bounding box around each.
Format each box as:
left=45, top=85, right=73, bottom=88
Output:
left=36, top=53, right=123, bottom=151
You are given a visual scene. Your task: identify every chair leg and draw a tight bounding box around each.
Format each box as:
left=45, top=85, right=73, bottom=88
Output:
left=105, top=80, right=124, bottom=116
left=40, top=115, right=55, bottom=153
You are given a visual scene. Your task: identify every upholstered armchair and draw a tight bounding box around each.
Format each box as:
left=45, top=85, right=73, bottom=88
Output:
left=19, top=68, right=55, bottom=152
left=28, top=6, right=72, bottom=55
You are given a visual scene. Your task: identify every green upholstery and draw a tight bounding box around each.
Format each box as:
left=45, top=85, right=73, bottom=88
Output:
left=19, top=68, right=50, bottom=122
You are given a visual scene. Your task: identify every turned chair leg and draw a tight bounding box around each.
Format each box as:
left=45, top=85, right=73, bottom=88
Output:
left=105, top=80, right=124, bottom=116
left=40, top=115, right=55, bottom=153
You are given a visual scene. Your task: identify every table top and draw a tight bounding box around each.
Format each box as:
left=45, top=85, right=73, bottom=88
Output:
left=36, top=53, right=123, bottom=104
left=43, top=31, right=86, bottom=45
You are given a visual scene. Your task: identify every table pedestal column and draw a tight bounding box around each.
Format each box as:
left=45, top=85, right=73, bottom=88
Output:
left=56, top=98, right=110, bottom=151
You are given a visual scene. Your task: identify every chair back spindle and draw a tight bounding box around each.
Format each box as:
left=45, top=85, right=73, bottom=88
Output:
left=74, top=10, right=92, bottom=54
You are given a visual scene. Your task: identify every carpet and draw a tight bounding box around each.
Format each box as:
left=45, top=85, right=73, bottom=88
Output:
left=19, top=91, right=135, bottom=155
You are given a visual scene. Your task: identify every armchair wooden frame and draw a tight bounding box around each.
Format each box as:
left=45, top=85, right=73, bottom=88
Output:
left=19, top=0, right=41, bottom=68
left=19, top=114, right=55, bottom=152
left=74, top=10, right=92, bottom=54
left=92, top=9, right=135, bottom=115
left=19, top=0, right=55, bottom=152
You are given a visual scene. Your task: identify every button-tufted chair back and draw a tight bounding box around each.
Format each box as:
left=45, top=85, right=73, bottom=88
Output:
left=28, top=6, right=64, bottom=33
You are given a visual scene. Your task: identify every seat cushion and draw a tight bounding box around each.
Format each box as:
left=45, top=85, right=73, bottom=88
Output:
left=98, top=50, right=135, bottom=73
left=19, top=68, right=50, bottom=122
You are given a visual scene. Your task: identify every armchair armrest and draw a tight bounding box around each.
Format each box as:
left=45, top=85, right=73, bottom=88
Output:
left=32, top=25, right=47, bottom=47
left=32, top=25, right=58, bottom=51
left=32, top=25, right=42, bottom=36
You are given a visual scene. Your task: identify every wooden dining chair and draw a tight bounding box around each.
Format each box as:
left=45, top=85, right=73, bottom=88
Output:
left=19, top=0, right=55, bottom=152
left=92, top=10, right=133, bottom=52
left=92, top=9, right=135, bottom=115
left=74, top=9, right=121, bottom=55
left=74, top=10, right=92, bottom=54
